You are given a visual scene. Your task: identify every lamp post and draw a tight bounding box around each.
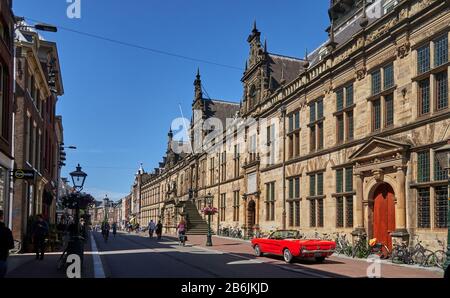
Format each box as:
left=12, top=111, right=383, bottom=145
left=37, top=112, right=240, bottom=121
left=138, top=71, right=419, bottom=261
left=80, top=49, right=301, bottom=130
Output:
left=205, top=193, right=214, bottom=247
left=103, top=195, right=109, bottom=224
left=435, top=141, right=450, bottom=275
left=69, top=164, right=88, bottom=262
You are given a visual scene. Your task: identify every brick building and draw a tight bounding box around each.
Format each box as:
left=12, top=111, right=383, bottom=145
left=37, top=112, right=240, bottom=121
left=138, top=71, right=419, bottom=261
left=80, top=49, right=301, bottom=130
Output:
left=12, top=22, right=64, bottom=241
left=132, top=0, right=449, bottom=250
left=0, top=0, right=14, bottom=228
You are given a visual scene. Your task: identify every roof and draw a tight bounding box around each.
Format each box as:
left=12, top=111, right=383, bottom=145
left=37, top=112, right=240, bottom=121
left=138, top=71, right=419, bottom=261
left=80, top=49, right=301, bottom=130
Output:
left=203, top=98, right=240, bottom=127
left=268, top=53, right=307, bottom=87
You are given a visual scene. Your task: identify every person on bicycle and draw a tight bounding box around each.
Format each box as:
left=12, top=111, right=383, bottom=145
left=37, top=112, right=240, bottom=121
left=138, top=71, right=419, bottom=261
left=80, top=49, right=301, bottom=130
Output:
left=148, top=220, right=156, bottom=239
left=156, top=220, right=163, bottom=240
left=112, top=222, right=117, bottom=238
left=0, top=210, right=14, bottom=278
left=177, top=219, right=187, bottom=246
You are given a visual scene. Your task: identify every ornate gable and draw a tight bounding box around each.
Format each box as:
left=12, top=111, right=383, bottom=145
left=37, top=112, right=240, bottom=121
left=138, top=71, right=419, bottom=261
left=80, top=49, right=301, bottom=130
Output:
left=349, top=137, right=410, bottom=162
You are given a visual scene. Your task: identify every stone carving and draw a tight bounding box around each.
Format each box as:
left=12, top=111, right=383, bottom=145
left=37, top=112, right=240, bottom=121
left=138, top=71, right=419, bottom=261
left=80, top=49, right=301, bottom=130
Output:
left=356, top=67, right=367, bottom=80
left=397, top=42, right=411, bottom=58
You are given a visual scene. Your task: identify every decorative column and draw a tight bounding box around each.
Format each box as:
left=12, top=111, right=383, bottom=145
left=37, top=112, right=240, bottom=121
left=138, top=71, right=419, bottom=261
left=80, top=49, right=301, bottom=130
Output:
left=352, top=172, right=366, bottom=237
left=391, top=165, right=409, bottom=243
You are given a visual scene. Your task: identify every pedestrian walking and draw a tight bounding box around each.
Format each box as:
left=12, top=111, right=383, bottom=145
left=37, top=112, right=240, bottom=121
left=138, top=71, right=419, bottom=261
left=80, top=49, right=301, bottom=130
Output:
left=177, top=219, right=187, bottom=246
left=112, top=222, right=117, bottom=238
left=101, top=222, right=110, bottom=243
left=31, top=215, right=49, bottom=260
left=156, top=220, right=163, bottom=240
left=148, top=220, right=156, bottom=239
left=0, top=210, right=14, bottom=278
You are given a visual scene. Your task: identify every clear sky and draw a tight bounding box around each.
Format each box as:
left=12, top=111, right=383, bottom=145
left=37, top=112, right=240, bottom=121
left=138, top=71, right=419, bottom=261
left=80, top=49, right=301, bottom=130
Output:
left=13, top=0, right=330, bottom=201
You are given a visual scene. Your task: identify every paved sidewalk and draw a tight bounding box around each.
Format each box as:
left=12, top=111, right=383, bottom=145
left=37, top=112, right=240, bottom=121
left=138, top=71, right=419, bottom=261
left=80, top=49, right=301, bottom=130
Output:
left=6, top=233, right=95, bottom=278
left=161, top=233, right=444, bottom=278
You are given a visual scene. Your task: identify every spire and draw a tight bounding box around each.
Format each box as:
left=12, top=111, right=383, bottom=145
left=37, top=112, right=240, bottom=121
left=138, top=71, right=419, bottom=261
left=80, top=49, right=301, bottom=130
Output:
left=247, top=19, right=261, bottom=43
left=264, top=39, right=267, bottom=53
left=326, top=19, right=338, bottom=50
left=280, top=67, right=286, bottom=85
left=253, top=20, right=257, bottom=33
left=193, top=68, right=203, bottom=103
left=245, top=60, right=248, bottom=71
left=304, top=48, right=310, bottom=68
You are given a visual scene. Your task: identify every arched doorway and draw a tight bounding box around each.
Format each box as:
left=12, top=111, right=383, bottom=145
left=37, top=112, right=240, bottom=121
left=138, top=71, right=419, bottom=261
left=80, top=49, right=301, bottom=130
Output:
left=247, top=200, right=256, bottom=235
left=372, top=183, right=396, bottom=250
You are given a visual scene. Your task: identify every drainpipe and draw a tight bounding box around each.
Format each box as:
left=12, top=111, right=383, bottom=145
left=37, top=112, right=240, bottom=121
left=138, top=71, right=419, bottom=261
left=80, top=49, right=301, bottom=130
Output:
left=281, top=105, right=287, bottom=230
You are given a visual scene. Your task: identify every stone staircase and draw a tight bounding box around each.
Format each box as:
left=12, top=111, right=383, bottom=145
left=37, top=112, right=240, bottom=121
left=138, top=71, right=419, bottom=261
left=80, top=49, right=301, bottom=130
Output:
left=183, top=200, right=212, bottom=235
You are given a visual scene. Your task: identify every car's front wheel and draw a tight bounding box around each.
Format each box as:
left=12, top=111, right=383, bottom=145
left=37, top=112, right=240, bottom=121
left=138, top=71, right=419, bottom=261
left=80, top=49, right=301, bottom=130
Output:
left=283, top=249, right=293, bottom=263
left=254, top=245, right=263, bottom=257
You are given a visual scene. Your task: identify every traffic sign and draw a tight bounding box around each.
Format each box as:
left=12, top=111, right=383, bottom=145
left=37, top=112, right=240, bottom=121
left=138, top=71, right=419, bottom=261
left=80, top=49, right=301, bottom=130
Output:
left=13, top=169, right=35, bottom=180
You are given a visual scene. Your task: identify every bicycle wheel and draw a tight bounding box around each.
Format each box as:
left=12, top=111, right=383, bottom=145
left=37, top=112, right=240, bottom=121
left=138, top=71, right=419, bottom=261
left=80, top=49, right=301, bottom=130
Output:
left=391, top=247, right=405, bottom=264
left=426, top=252, right=439, bottom=267
left=433, top=250, right=446, bottom=269
left=411, top=250, right=426, bottom=266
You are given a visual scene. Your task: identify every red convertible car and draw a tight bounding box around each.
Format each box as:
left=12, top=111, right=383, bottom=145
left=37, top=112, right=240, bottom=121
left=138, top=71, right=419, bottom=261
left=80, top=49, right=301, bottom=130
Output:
left=251, top=230, right=336, bottom=263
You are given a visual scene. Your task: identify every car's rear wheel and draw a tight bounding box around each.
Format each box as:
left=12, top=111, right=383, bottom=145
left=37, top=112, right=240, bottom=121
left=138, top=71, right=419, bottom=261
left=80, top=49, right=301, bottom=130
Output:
left=283, top=249, right=293, bottom=263
left=315, top=256, right=326, bottom=263
left=254, top=245, right=263, bottom=257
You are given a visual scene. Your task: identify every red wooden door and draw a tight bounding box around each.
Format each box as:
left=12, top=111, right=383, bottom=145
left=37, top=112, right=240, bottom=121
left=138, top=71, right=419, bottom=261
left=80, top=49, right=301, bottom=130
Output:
left=373, top=184, right=396, bottom=250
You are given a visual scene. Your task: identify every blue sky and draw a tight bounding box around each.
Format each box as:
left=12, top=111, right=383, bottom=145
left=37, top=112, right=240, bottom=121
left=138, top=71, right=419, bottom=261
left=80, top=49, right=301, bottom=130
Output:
left=13, top=0, right=330, bottom=201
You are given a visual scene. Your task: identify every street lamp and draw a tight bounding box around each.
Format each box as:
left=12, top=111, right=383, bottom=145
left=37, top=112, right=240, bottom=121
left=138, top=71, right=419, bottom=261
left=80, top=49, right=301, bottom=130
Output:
left=435, top=140, right=450, bottom=276
left=70, top=164, right=87, bottom=192
left=103, top=195, right=109, bottom=223
left=205, top=193, right=215, bottom=247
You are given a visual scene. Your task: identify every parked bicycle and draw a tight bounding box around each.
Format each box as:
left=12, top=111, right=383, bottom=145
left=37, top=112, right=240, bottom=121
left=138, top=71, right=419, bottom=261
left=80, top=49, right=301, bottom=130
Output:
left=425, top=239, right=447, bottom=269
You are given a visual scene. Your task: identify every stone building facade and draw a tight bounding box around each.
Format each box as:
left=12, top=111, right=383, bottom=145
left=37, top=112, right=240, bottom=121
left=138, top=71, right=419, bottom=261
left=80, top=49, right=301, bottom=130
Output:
left=133, top=0, right=449, bottom=250
left=0, top=0, right=14, bottom=228
left=12, top=23, right=64, bottom=242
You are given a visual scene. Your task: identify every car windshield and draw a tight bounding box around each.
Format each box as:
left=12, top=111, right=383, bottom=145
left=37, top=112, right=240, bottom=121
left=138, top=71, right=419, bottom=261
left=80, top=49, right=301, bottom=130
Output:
left=270, top=230, right=299, bottom=240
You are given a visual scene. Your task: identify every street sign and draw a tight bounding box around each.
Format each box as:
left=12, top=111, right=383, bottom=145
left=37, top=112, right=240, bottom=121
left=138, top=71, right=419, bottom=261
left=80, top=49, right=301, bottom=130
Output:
left=13, top=169, right=35, bottom=180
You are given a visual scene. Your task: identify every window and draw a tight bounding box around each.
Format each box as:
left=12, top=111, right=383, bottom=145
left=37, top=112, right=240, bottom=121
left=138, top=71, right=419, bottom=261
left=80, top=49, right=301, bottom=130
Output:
left=417, top=151, right=430, bottom=182
left=384, top=63, right=394, bottom=89
left=372, top=70, right=381, bottom=95
left=336, top=169, right=343, bottom=193
left=219, top=193, right=226, bottom=222
left=385, top=94, right=394, bottom=127
left=434, top=35, right=448, bottom=67
left=336, top=197, right=344, bottom=228
left=337, top=115, right=344, bottom=143
left=372, top=99, right=381, bottom=131
left=0, top=64, right=4, bottom=137
left=435, top=72, right=448, bottom=111
left=345, top=196, right=353, bottom=227
left=335, top=84, right=355, bottom=143
left=308, top=98, right=324, bottom=151
left=317, top=199, right=324, bottom=227
left=418, top=45, right=430, bottom=74
left=249, top=134, right=257, bottom=162
left=335, top=167, right=354, bottom=228
left=233, top=191, right=239, bottom=221
left=209, top=157, right=215, bottom=185
left=265, top=182, right=275, bottom=221
left=435, top=152, right=448, bottom=181
left=288, top=111, right=300, bottom=159
left=310, top=200, right=316, bottom=227
left=221, top=151, right=227, bottom=182
left=435, top=186, right=448, bottom=228
left=234, top=144, right=240, bottom=178
left=336, top=89, right=344, bottom=111
left=417, top=188, right=431, bottom=228
left=347, top=111, right=354, bottom=140
left=418, top=79, right=430, bottom=115
left=267, top=124, right=276, bottom=164
left=345, top=167, right=353, bottom=192
left=416, top=37, right=449, bottom=115
left=309, top=174, right=316, bottom=197
left=288, top=177, right=300, bottom=199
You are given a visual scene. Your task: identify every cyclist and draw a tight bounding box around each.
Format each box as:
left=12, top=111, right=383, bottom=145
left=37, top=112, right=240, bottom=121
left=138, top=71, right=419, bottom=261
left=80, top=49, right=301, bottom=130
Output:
left=112, top=222, right=117, bottom=238
left=177, top=219, right=187, bottom=246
